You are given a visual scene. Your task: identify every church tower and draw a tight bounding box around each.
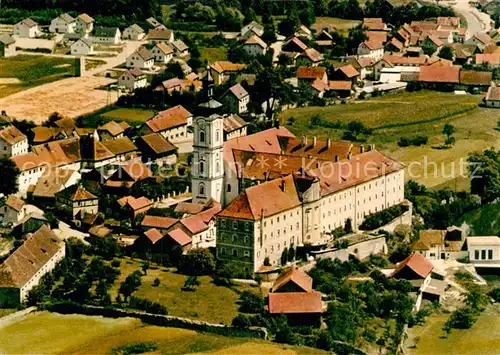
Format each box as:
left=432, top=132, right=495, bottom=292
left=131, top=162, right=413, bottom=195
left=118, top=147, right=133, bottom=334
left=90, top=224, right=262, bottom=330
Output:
left=191, top=66, right=224, bottom=204
left=191, top=114, right=224, bottom=204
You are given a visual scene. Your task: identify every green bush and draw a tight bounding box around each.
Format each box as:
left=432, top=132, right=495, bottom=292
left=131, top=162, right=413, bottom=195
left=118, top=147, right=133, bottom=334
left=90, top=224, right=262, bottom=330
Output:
left=128, top=296, right=168, bottom=315
left=178, top=249, right=216, bottom=276
left=359, top=204, right=409, bottom=230
left=112, top=342, right=157, bottom=355
left=444, top=307, right=477, bottom=330
left=238, top=291, right=264, bottom=314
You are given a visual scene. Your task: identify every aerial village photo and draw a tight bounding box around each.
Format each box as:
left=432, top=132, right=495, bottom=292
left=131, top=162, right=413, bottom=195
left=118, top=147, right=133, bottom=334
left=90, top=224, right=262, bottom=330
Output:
left=0, top=0, right=499, bottom=353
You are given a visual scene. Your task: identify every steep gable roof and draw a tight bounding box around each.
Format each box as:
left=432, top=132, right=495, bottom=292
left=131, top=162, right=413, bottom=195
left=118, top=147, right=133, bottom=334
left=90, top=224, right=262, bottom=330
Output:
left=296, top=66, right=326, bottom=79
left=224, top=83, right=249, bottom=100
left=56, top=184, right=97, bottom=201
left=146, top=105, right=192, bottom=132
left=268, top=291, right=322, bottom=314
left=167, top=228, right=192, bottom=246
left=138, top=133, right=176, bottom=155
left=391, top=253, right=434, bottom=279
left=141, top=215, right=178, bottom=229
left=272, top=267, right=313, bottom=292
left=0, top=125, right=26, bottom=145
left=144, top=228, right=164, bottom=244
left=459, top=70, right=492, bottom=86
left=418, top=65, right=459, bottom=83
left=244, top=35, right=267, bottom=49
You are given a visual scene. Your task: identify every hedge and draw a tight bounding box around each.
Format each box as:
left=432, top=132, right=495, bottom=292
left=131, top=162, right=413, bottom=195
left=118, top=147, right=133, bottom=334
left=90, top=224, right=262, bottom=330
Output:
left=359, top=204, right=409, bottom=230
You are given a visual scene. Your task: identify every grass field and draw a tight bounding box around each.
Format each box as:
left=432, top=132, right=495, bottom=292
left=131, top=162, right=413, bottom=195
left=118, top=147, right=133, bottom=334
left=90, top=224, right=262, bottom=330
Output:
left=456, top=203, right=500, bottom=236
left=0, top=308, right=16, bottom=318
left=281, top=92, right=500, bottom=190
left=200, top=47, right=228, bottom=63
left=100, top=108, right=156, bottom=124
left=0, top=312, right=326, bottom=355
left=311, top=17, right=361, bottom=33
left=0, top=55, right=75, bottom=99
left=406, top=305, right=500, bottom=354
left=110, top=258, right=263, bottom=325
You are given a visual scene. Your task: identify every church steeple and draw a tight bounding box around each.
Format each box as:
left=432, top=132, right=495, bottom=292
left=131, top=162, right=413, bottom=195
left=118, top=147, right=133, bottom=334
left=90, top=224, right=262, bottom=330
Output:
left=198, top=65, right=222, bottom=116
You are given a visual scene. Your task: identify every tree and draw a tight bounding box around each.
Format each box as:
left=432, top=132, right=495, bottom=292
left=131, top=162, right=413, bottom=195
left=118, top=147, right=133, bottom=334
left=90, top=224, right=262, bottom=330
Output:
left=239, top=291, right=264, bottom=313
left=422, top=40, right=437, bottom=56
left=183, top=275, right=200, bottom=291
left=178, top=249, right=216, bottom=275
left=299, top=3, right=316, bottom=27
left=0, top=158, right=20, bottom=195
left=442, top=123, right=455, bottom=146
left=438, top=46, right=454, bottom=60
left=119, top=271, right=142, bottom=301
left=344, top=218, right=353, bottom=234
left=141, top=261, right=150, bottom=275
left=288, top=245, right=296, bottom=262
left=280, top=247, right=289, bottom=266
left=467, top=149, right=500, bottom=203
left=346, top=27, right=367, bottom=55
left=389, top=244, right=412, bottom=263
left=232, top=313, right=252, bottom=327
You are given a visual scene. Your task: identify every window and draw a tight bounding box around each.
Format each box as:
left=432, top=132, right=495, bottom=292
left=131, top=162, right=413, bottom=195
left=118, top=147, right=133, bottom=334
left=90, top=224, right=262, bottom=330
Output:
left=199, top=183, right=205, bottom=196
left=244, top=223, right=250, bottom=231
left=199, top=161, right=205, bottom=174
left=232, top=249, right=238, bottom=256
left=481, top=250, right=486, bottom=260
left=227, top=184, right=231, bottom=192
left=216, top=129, right=220, bottom=142
left=233, top=221, right=238, bottom=230
left=220, top=247, right=226, bottom=255
left=199, top=130, right=205, bottom=143
left=488, top=249, right=493, bottom=260
left=244, top=250, right=250, bottom=257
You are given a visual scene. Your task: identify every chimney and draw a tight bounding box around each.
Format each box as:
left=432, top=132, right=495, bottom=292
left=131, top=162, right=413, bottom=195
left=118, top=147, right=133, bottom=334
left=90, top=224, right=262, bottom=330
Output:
left=312, top=136, right=317, bottom=147
left=80, top=133, right=95, bottom=162
left=326, top=138, right=331, bottom=149
left=334, top=155, right=339, bottom=162
left=347, top=151, right=352, bottom=160
left=280, top=179, right=286, bottom=192
left=360, top=145, right=365, bottom=153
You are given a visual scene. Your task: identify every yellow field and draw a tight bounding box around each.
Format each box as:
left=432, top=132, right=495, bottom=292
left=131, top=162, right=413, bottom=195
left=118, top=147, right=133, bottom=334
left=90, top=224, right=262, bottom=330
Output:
left=0, top=312, right=326, bottom=355
left=281, top=92, right=500, bottom=190
left=311, top=17, right=361, bottom=33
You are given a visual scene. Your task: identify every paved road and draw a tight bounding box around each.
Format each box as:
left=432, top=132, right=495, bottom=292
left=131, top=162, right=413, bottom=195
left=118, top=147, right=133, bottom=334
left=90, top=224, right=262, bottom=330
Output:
left=439, top=0, right=492, bottom=36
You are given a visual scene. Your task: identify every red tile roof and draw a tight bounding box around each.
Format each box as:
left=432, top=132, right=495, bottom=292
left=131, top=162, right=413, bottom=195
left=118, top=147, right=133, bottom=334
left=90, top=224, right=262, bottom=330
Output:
left=391, top=253, right=434, bottom=279
left=476, top=53, right=500, bottom=66
left=362, top=40, right=383, bottom=50
left=0, top=125, right=26, bottom=145
left=218, top=175, right=301, bottom=220
left=121, top=161, right=153, bottom=181
left=296, top=66, right=326, bottom=80
left=99, top=120, right=128, bottom=137
left=272, top=267, right=313, bottom=292
left=226, top=83, right=249, bottom=100
left=311, top=78, right=328, bottom=92
left=303, top=48, right=324, bottom=62
left=383, top=55, right=427, bottom=66
left=144, top=228, right=164, bottom=244
left=167, top=228, right=192, bottom=246
left=244, top=35, right=267, bottom=49
left=328, top=80, right=352, bottom=91
left=139, top=133, right=176, bottom=154
left=5, top=195, right=25, bottom=211
left=285, top=37, right=308, bottom=52
left=486, top=86, right=500, bottom=101
left=418, top=65, right=459, bottom=83
left=118, top=196, right=153, bottom=211
left=223, top=114, right=246, bottom=133
left=142, top=215, right=178, bottom=229
left=459, top=70, right=492, bottom=86
left=146, top=105, right=192, bottom=132
left=210, top=61, right=246, bottom=73
left=366, top=31, right=388, bottom=43
left=336, top=64, right=359, bottom=78
left=0, top=226, right=63, bottom=288
left=268, top=291, right=322, bottom=314
left=180, top=214, right=208, bottom=234
left=101, top=137, right=138, bottom=155
left=388, top=37, right=404, bottom=50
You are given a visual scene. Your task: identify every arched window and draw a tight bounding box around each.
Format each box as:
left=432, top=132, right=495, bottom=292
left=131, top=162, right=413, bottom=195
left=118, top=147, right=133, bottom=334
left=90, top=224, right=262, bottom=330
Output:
left=199, top=130, right=205, bottom=143
left=199, top=183, right=205, bottom=196
left=232, top=248, right=238, bottom=256
left=220, top=247, right=226, bottom=255
left=216, top=129, right=220, bottom=142
left=199, top=161, right=205, bottom=174
left=216, top=159, right=220, bottom=173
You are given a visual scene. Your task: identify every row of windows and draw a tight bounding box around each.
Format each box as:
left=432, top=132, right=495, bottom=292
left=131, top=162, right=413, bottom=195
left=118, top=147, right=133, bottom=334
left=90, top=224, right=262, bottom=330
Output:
left=220, top=247, right=250, bottom=258
left=474, top=249, right=494, bottom=260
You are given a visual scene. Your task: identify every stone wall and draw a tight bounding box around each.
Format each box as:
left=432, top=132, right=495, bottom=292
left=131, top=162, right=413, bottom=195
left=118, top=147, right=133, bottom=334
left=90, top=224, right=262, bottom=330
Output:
left=45, top=302, right=268, bottom=339
left=311, top=236, right=387, bottom=262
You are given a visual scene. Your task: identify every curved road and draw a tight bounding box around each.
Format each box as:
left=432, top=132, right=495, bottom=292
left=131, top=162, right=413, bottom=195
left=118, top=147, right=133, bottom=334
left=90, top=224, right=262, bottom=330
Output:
left=439, top=0, right=492, bottom=36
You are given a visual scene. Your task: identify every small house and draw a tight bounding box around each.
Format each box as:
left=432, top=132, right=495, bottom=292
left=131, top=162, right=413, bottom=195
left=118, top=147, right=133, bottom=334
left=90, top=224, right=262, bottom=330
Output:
left=209, top=61, right=246, bottom=85
left=0, top=35, right=16, bottom=58
left=147, top=28, right=174, bottom=44
left=97, top=121, right=130, bottom=141
left=484, top=86, right=500, bottom=108
left=13, top=18, right=40, bottom=38
left=91, top=27, right=121, bottom=45
left=117, top=196, right=153, bottom=219
left=242, top=35, right=267, bottom=56
left=0, top=125, right=28, bottom=158
left=151, top=42, right=174, bottom=64
left=358, top=40, right=384, bottom=61
left=241, top=21, right=264, bottom=38
left=221, top=84, right=250, bottom=114
left=299, top=48, right=324, bottom=67
left=391, top=253, right=434, bottom=290
left=104, top=161, right=153, bottom=193
left=123, top=24, right=145, bottom=40
left=49, top=13, right=76, bottom=34
left=118, top=68, right=148, bottom=91
left=223, top=114, right=247, bottom=141
left=465, top=33, right=495, bottom=52
left=143, top=105, right=193, bottom=144
left=282, top=36, right=308, bottom=53
left=171, top=40, right=189, bottom=57
left=0, top=195, right=26, bottom=225
left=296, top=66, right=328, bottom=86
left=295, top=25, right=312, bottom=40
left=332, top=64, right=360, bottom=84
left=70, top=38, right=94, bottom=56
left=55, top=185, right=99, bottom=218
left=466, top=236, right=500, bottom=265
left=76, top=13, right=94, bottom=34
left=135, top=133, right=177, bottom=166
left=127, top=47, right=154, bottom=70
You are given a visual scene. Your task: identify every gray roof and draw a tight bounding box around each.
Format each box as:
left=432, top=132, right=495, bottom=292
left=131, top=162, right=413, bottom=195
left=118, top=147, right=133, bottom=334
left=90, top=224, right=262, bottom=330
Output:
left=20, top=18, right=38, bottom=28
left=94, top=27, right=120, bottom=38
left=172, top=40, right=188, bottom=52
left=127, top=24, right=145, bottom=34
left=136, top=47, right=154, bottom=61
left=0, top=34, right=15, bottom=45
left=59, top=13, right=76, bottom=23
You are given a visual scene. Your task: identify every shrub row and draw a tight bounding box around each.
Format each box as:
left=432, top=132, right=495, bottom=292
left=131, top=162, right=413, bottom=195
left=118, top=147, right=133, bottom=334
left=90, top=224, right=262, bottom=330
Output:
left=128, top=296, right=168, bottom=315
left=397, top=135, right=428, bottom=147
left=359, top=204, right=409, bottom=230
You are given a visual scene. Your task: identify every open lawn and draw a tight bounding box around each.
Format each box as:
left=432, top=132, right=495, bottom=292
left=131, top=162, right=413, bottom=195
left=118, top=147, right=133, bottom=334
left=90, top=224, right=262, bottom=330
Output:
left=311, top=17, right=361, bottom=33
left=0, top=55, right=75, bottom=99
left=406, top=305, right=500, bottom=354
left=281, top=92, right=500, bottom=190
left=101, top=108, right=155, bottom=124
left=456, top=203, right=500, bottom=236
left=0, top=312, right=325, bottom=355
left=200, top=47, right=228, bottom=63
left=110, top=258, right=264, bottom=325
